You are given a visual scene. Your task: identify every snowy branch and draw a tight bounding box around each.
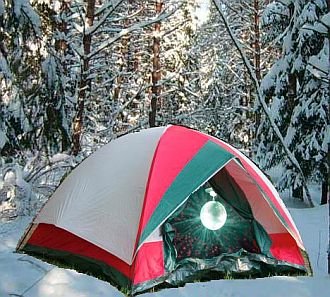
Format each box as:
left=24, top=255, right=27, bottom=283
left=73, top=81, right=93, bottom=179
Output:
left=211, top=0, right=314, bottom=207
left=88, top=8, right=177, bottom=59
left=86, top=0, right=126, bottom=36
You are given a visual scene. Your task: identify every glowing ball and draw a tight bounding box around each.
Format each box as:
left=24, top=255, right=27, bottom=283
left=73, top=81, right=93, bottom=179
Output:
left=200, top=201, right=227, bottom=230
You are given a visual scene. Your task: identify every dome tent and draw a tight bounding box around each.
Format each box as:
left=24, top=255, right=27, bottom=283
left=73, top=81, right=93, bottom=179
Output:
left=17, top=125, right=311, bottom=295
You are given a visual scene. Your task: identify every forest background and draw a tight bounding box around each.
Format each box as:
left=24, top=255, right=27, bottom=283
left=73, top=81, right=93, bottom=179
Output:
left=0, top=0, right=329, bottom=220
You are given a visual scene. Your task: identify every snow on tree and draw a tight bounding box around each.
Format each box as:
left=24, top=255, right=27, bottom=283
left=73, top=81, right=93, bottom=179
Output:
left=174, top=0, right=271, bottom=153
left=57, top=0, right=180, bottom=154
left=0, top=0, right=71, bottom=157
left=158, top=0, right=203, bottom=127
left=256, top=0, right=329, bottom=204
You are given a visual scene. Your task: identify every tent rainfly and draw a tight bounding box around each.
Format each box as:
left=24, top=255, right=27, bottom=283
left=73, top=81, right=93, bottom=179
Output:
left=17, top=125, right=311, bottom=295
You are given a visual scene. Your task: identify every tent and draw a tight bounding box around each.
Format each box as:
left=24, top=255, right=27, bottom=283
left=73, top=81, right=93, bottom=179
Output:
left=17, top=125, right=311, bottom=295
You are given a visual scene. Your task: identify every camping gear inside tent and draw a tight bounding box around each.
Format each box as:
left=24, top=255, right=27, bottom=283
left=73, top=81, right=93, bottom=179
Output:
left=16, top=125, right=311, bottom=295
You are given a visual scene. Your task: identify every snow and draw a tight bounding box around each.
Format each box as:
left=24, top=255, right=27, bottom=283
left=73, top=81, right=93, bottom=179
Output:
left=0, top=130, right=8, bottom=150
left=261, top=1, right=288, bottom=28
left=284, top=125, right=296, bottom=146
left=321, top=12, right=330, bottom=27
left=321, top=126, right=330, bottom=152
left=49, top=153, right=72, bottom=164
left=308, top=43, right=329, bottom=79
left=14, top=0, right=42, bottom=37
left=0, top=54, right=12, bottom=80
left=0, top=201, right=329, bottom=297
left=42, top=57, right=57, bottom=89
left=0, top=0, right=3, bottom=16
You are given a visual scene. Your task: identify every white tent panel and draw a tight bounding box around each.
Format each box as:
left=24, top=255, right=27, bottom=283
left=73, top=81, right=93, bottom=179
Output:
left=239, top=155, right=303, bottom=246
left=224, top=160, right=287, bottom=234
left=35, top=126, right=167, bottom=264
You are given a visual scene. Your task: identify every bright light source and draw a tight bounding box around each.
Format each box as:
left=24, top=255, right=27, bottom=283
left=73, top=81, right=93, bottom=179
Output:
left=200, top=201, right=227, bottom=230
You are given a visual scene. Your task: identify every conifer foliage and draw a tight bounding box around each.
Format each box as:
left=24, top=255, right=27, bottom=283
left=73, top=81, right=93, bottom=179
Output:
left=0, top=0, right=71, bottom=156
left=256, top=0, right=329, bottom=202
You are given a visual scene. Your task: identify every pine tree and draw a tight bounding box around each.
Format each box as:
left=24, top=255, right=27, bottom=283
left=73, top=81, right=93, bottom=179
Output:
left=0, top=0, right=70, bottom=157
left=257, top=0, right=329, bottom=203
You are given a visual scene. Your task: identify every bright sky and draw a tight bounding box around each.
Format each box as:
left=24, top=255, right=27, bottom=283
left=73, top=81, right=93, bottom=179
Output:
left=195, top=0, right=211, bottom=25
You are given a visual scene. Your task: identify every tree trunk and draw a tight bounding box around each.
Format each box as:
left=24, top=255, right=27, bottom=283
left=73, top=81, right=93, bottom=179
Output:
left=253, top=0, right=261, bottom=83
left=254, top=0, right=261, bottom=136
left=72, top=0, right=96, bottom=155
left=54, top=1, right=71, bottom=152
left=327, top=0, right=330, bottom=275
left=320, top=180, right=328, bottom=204
left=288, top=68, right=303, bottom=202
left=149, top=0, right=163, bottom=128
left=55, top=1, right=69, bottom=52
left=286, top=2, right=307, bottom=204
left=292, top=185, right=303, bottom=201
left=113, top=36, right=128, bottom=104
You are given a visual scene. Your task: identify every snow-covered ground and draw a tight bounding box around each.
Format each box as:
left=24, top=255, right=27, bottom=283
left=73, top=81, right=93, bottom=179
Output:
left=0, top=204, right=329, bottom=297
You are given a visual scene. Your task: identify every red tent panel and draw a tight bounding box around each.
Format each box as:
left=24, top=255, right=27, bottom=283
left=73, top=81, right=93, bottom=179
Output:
left=27, top=223, right=131, bottom=278
left=133, top=241, right=165, bottom=284
left=136, top=126, right=208, bottom=248
left=269, top=233, right=304, bottom=265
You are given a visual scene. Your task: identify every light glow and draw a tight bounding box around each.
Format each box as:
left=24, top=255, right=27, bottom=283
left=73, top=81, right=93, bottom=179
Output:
left=200, top=201, right=227, bottom=230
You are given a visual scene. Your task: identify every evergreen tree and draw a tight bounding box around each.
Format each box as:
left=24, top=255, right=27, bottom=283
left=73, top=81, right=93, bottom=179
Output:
left=0, top=0, right=71, bottom=158
left=257, top=0, right=329, bottom=203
